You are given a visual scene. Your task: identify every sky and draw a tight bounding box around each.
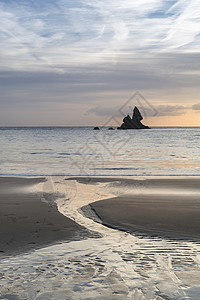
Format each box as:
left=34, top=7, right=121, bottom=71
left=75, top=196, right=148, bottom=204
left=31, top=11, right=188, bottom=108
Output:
left=0, top=0, right=200, bottom=126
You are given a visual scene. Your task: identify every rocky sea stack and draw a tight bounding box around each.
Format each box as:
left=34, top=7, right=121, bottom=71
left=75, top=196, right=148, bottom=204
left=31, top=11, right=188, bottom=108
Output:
left=118, top=106, right=150, bottom=129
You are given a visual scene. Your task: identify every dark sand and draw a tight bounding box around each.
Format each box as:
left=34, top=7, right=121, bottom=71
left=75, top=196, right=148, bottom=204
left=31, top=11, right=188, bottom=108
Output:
left=0, top=177, right=91, bottom=257
left=89, top=180, right=200, bottom=240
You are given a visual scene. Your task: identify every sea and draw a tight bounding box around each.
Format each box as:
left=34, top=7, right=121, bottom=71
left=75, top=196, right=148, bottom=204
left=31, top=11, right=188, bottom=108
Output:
left=1, top=126, right=200, bottom=299
left=0, top=126, right=200, bottom=177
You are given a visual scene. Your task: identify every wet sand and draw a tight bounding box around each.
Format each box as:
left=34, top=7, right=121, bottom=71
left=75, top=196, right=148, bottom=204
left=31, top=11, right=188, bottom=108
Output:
left=0, top=177, right=91, bottom=257
left=1, top=176, right=200, bottom=258
left=85, top=177, right=200, bottom=240
left=90, top=194, right=200, bottom=240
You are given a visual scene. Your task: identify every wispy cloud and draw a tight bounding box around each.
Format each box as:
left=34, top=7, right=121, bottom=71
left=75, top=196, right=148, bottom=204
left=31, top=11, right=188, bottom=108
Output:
left=0, top=0, right=200, bottom=72
left=164, top=0, right=200, bottom=49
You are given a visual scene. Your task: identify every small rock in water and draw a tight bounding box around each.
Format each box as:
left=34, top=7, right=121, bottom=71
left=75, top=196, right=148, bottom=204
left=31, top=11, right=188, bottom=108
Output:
left=93, top=127, right=100, bottom=130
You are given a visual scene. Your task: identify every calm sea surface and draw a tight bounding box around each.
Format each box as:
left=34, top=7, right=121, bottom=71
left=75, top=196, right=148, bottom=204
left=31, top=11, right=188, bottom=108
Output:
left=0, top=126, right=200, bottom=176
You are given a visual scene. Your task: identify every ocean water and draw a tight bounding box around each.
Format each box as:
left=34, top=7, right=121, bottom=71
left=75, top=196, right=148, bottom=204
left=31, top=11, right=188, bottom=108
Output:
left=0, top=126, right=200, bottom=176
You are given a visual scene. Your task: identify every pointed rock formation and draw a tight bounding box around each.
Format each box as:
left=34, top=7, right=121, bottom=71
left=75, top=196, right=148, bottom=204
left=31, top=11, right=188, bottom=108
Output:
left=118, top=106, right=150, bottom=129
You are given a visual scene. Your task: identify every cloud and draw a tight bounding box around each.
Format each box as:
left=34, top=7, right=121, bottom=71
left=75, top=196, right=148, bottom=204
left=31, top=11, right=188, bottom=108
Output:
left=164, top=0, right=200, bottom=49
left=1, top=0, right=200, bottom=125
left=86, top=106, right=122, bottom=117
left=0, top=0, right=200, bottom=73
left=191, top=103, right=200, bottom=110
left=155, top=105, right=187, bottom=116
left=86, top=104, right=188, bottom=118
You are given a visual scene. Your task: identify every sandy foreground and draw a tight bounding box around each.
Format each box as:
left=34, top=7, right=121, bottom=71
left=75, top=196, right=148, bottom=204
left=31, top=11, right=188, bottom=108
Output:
left=1, top=176, right=200, bottom=299
left=0, top=177, right=92, bottom=257
left=1, top=176, right=200, bottom=257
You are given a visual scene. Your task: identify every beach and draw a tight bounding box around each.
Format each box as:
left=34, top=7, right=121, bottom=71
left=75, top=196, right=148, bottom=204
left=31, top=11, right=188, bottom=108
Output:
left=1, top=175, right=200, bottom=254
left=1, top=176, right=200, bottom=299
